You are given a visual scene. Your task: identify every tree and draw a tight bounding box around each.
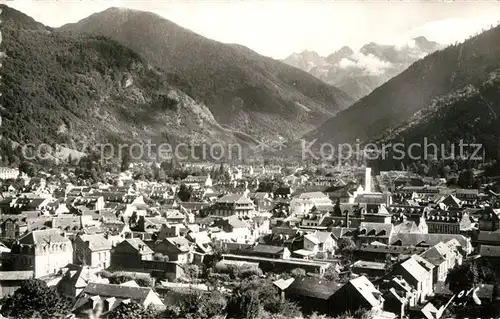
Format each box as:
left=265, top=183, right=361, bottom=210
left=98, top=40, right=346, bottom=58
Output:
left=177, top=184, right=192, bottom=202
left=446, top=260, right=495, bottom=294
left=290, top=268, right=306, bottom=278
left=458, top=169, right=475, bottom=188
left=120, top=148, right=131, bottom=172
left=0, top=279, right=72, bottom=318
left=323, top=265, right=339, bottom=281
left=337, top=238, right=356, bottom=252
left=106, top=301, right=158, bottom=319
left=184, top=264, right=202, bottom=280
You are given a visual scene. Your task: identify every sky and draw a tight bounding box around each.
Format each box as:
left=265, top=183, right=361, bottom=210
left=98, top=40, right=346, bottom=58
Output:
left=4, top=0, right=500, bottom=59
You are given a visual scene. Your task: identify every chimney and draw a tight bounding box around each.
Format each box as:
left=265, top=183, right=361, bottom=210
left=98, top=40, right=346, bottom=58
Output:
left=365, top=167, right=372, bottom=193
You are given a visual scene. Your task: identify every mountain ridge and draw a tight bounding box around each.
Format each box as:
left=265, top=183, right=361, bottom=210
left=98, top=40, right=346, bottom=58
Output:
left=283, top=37, right=444, bottom=100
left=304, top=23, right=500, bottom=158
left=59, top=7, right=353, bottom=141
left=0, top=5, right=259, bottom=163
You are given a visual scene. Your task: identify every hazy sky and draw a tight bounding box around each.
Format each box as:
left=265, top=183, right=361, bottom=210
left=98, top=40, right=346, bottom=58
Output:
left=4, top=0, right=500, bottom=59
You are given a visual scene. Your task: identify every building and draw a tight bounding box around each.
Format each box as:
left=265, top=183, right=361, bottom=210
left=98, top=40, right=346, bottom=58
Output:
left=73, top=234, right=112, bottom=269
left=419, top=242, right=461, bottom=283
left=290, top=192, right=332, bottom=216
left=72, top=282, right=164, bottom=316
left=285, top=276, right=343, bottom=315
left=0, top=167, right=20, bottom=180
left=6, top=229, right=73, bottom=278
left=110, top=238, right=154, bottom=270
left=477, top=207, right=500, bottom=232
left=181, top=175, right=212, bottom=190
left=390, top=255, right=434, bottom=304
left=0, top=271, right=34, bottom=297
left=211, top=194, right=256, bottom=217
left=154, top=237, right=192, bottom=263
left=328, top=276, right=385, bottom=316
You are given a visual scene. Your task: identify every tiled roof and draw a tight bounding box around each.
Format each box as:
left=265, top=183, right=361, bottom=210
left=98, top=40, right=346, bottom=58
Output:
left=81, top=283, right=151, bottom=301
left=78, top=234, right=112, bottom=251
left=119, top=238, right=154, bottom=255
left=479, top=245, right=500, bottom=257
left=0, top=271, right=34, bottom=281
left=286, top=276, right=342, bottom=300
left=348, top=276, right=382, bottom=307
left=19, top=229, right=70, bottom=245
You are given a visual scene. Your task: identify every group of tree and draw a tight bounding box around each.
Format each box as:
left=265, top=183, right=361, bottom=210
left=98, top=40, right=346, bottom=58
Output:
left=0, top=279, right=73, bottom=318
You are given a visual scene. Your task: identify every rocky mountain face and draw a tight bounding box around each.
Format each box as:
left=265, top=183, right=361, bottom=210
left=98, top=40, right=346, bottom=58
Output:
left=305, top=24, right=500, bottom=158
left=59, top=7, right=353, bottom=142
left=0, top=5, right=257, bottom=162
left=283, top=37, right=444, bottom=100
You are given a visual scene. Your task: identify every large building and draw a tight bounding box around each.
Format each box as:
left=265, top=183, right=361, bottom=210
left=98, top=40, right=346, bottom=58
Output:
left=6, top=229, right=73, bottom=278
left=211, top=194, right=256, bottom=217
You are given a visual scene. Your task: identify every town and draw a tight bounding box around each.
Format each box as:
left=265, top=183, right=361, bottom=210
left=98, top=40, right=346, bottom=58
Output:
left=0, top=159, right=498, bottom=319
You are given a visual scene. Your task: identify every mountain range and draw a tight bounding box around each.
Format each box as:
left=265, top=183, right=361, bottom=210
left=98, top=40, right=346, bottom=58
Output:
left=0, top=5, right=353, bottom=163
left=59, top=7, right=353, bottom=141
left=3, top=4, right=500, bottom=165
left=283, top=37, right=444, bottom=100
left=305, top=23, right=500, bottom=159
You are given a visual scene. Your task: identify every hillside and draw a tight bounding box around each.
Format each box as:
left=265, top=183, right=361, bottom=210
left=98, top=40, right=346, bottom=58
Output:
left=305, top=24, right=500, bottom=150
left=0, top=4, right=50, bottom=31
left=0, top=6, right=255, bottom=162
left=373, top=70, right=500, bottom=160
left=283, top=37, right=443, bottom=100
left=58, top=7, right=353, bottom=141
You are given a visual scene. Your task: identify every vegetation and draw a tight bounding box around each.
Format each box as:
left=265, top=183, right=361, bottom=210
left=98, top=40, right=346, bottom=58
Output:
left=309, top=23, right=500, bottom=159
left=445, top=259, right=496, bottom=294
left=0, top=279, right=73, bottom=318
left=106, top=301, right=159, bottom=319
left=59, top=7, right=352, bottom=141
left=98, top=270, right=154, bottom=288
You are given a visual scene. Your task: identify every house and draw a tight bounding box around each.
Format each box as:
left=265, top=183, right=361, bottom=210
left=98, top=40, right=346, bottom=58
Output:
left=72, top=282, right=164, bottom=316
left=357, top=222, right=394, bottom=245
left=424, top=209, right=473, bottom=234
left=352, top=261, right=387, bottom=278
left=419, top=242, right=461, bottom=283
left=100, top=222, right=132, bottom=247
left=58, top=265, right=109, bottom=298
left=285, top=276, right=343, bottom=315
left=182, top=175, right=212, bottom=190
left=328, top=276, right=385, bottom=316
left=164, top=209, right=186, bottom=224
left=0, top=167, right=20, bottom=180
left=383, top=276, right=419, bottom=316
left=391, top=233, right=473, bottom=255
left=226, top=243, right=291, bottom=259
left=211, top=194, right=256, bottom=217
left=210, top=216, right=252, bottom=243
left=110, top=238, right=154, bottom=270
left=477, top=207, right=500, bottom=232
left=302, top=232, right=336, bottom=255
left=6, top=229, right=73, bottom=278
left=0, top=271, right=34, bottom=297
left=154, top=237, right=192, bottom=263
left=290, top=192, right=332, bottom=216
left=73, top=234, right=112, bottom=269
left=355, top=243, right=427, bottom=263
left=390, top=255, right=435, bottom=304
